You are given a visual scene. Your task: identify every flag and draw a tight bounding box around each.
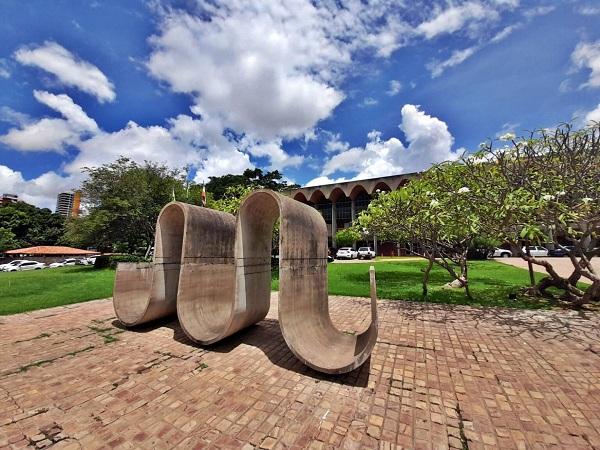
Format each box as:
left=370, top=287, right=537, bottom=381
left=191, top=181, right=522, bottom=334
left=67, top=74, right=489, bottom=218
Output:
left=172, top=186, right=176, bottom=202
left=201, top=185, right=206, bottom=207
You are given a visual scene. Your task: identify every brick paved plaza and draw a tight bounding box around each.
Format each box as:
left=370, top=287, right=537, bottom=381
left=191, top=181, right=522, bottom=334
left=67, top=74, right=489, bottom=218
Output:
left=1, top=294, right=600, bottom=449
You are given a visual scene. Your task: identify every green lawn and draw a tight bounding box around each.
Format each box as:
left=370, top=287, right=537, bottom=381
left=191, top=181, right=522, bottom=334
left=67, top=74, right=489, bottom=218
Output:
left=0, top=266, right=115, bottom=315
left=272, top=260, right=554, bottom=309
left=1, top=260, right=554, bottom=315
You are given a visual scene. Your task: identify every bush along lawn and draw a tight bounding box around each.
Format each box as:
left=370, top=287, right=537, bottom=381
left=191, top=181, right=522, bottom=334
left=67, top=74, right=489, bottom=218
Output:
left=0, top=266, right=115, bottom=315
left=271, top=259, right=557, bottom=309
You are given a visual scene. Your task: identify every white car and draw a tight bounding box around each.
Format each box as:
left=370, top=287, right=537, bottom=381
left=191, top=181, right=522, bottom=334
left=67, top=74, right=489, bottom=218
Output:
left=5, top=261, right=46, bottom=272
left=336, top=247, right=358, bottom=259
left=357, top=247, right=376, bottom=259
left=492, top=248, right=512, bottom=258
left=48, top=258, right=80, bottom=268
left=522, top=246, right=549, bottom=257
left=0, top=260, right=33, bottom=271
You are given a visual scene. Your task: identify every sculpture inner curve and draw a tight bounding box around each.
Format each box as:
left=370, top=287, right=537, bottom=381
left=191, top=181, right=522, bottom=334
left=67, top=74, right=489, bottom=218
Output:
left=238, top=190, right=378, bottom=374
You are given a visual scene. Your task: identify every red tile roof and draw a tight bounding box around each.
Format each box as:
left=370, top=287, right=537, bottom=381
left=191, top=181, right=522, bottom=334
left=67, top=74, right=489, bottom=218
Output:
left=5, top=246, right=99, bottom=255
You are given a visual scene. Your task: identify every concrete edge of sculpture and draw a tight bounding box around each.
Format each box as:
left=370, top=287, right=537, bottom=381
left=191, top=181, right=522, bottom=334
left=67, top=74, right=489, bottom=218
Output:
left=113, top=189, right=378, bottom=374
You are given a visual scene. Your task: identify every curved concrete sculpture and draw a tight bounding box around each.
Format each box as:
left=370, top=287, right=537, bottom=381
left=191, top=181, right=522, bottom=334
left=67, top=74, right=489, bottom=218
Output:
left=113, top=190, right=378, bottom=374
left=113, top=203, right=236, bottom=326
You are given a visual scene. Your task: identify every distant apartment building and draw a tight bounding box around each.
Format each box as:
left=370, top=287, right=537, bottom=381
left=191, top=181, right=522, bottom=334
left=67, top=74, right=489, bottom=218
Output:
left=1, top=194, right=18, bottom=205
left=55, top=191, right=82, bottom=217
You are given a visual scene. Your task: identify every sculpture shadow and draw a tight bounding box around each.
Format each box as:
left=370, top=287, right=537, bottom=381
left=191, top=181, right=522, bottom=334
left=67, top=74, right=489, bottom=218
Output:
left=112, top=317, right=371, bottom=388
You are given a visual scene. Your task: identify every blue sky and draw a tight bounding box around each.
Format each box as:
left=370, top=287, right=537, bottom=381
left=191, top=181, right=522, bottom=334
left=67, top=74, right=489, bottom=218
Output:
left=1, top=0, right=600, bottom=208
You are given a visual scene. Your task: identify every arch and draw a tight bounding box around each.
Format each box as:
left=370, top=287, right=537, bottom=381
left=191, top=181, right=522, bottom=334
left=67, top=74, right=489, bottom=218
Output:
left=328, top=187, right=346, bottom=202
left=349, top=184, right=368, bottom=200
left=371, top=181, right=392, bottom=195
left=293, top=192, right=308, bottom=203
left=113, top=191, right=378, bottom=375
left=308, top=189, right=325, bottom=204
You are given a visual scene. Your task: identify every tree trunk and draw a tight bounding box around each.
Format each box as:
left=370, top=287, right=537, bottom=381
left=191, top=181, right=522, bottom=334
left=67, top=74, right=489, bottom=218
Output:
left=422, top=257, right=434, bottom=297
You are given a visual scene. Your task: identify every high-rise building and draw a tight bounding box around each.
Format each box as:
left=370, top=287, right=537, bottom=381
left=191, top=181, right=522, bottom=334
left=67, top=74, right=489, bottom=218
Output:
left=55, top=191, right=82, bottom=217
left=1, top=194, right=18, bottom=205
left=56, top=192, right=74, bottom=216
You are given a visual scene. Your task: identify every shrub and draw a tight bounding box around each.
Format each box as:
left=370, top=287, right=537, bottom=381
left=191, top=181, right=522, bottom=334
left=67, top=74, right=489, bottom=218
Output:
left=94, top=254, right=150, bottom=269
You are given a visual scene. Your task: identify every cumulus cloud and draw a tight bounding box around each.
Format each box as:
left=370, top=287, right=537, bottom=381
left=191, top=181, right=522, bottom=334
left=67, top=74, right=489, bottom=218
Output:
left=386, top=80, right=402, bottom=96
left=417, top=2, right=497, bottom=40
left=0, top=165, right=83, bottom=210
left=571, top=40, right=600, bottom=88
left=319, top=105, right=457, bottom=180
left=427, top=47, right=478, bottom=78
left=0, top=91, right=98, bottom=152
left=304, top=175, right=348, bottom=187
left=245, top=140, right=303, bottom=172
left=14, top=41, right=115, bottom=102
left=585, top=103, right=600, bottom=124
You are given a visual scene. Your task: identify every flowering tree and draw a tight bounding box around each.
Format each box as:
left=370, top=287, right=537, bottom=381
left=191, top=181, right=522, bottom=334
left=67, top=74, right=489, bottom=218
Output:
left=355, top=161, right=494, bottom=298
left=465, top=123, right=599, bottom=305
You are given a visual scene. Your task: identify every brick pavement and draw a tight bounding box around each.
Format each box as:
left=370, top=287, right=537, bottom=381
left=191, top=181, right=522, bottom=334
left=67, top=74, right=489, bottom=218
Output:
left=1, top=294, right=599, bottom=449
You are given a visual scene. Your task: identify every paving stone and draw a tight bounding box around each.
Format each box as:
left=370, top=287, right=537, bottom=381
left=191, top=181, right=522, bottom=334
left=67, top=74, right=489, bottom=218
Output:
left=0, top=294, right=599, bottom=448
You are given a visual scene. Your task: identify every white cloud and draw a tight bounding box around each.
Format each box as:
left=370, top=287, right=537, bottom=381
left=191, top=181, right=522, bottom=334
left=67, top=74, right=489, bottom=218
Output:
left=323, top=132, right=350, bottom=154
left=417, top=2, right=497, bottom=40
left=571, top=40, right=600, bottom=88
left=0, top=91, right=98, bottom=152
left=14, top=41, right=115, bottom=102
left=490, top=23, right=520, bottom=43
left=386, top=80, right=402, bottom=96
left=0, top=58, right=10, bottom=78
left=576, top=5, right=600, bottom=15
left=584, top=103, right=600, bottom=124
left=245, top=140, right=304, bottom=171
left=360, top=97, right=379, bottom=107
left=147, top=5, right=347, bottom=141
left=523, top=5, right=555, bottom=18
left=304, top=175, right=348, bottom=187
left=320, top=104, right=457, bottom=179
left=33, top=90, right=99, bottom=133
left=427, top=47, right=478, bottom=78
left=0, top=107, right=31, bottom=126
left=0, top=165, right=82, bottom=210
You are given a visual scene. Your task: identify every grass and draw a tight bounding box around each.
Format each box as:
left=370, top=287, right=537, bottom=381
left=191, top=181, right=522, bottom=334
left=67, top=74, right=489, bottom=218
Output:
left=0, top=259, right=567, bottom=315
left=0, top=266, right=115, bottom=315
left=272, top=259, right=556, bottom=309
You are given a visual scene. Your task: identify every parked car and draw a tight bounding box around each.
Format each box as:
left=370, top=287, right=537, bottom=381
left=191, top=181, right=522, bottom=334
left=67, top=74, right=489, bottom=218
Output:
left=548, top=245, right=575, bottom=257
left=521, top=246, right=549, bottom=257
left=5, top=261, right=46, bottom=272
left=0, top=260, right=33, bottom=271
left=357, top=247, right=376, bottom=259
left=48, top=258, right=80, bottom=268
left=336, top=247, right=358, bottom=259
left=492, top=248, right=512, bottom=258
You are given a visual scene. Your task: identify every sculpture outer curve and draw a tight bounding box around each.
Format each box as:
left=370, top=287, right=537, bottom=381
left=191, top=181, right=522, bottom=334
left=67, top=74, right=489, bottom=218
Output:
left=238, top=190, right=378, bottom=374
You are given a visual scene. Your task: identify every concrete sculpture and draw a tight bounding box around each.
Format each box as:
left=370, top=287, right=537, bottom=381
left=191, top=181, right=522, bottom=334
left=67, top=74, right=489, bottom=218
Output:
left=113, top=190, right=378, bottom=374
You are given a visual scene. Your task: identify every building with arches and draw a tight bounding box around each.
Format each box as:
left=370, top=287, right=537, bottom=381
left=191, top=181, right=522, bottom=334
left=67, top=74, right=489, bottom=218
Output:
left=289, top=173, right=417, bottom=255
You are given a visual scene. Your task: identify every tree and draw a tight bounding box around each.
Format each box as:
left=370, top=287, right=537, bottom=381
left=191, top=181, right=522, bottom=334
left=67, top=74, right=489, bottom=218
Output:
left=205, top=168, right=298, bottom=200
left=335, top=228, right=360, bottom=247
left=208, top=185, right=254, bottom=215
left=65, top=158, right=188, bottom=253
left=0, top=227, right=19, bottom=252
left=0, top=202, right=65, bottom=248
left=465, top=123, right=600, bottom=305
left=355, top=161, right=495, bottom=299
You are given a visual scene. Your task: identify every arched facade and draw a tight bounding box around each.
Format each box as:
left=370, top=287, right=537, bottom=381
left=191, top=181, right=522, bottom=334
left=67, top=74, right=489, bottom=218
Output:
left=288, top=173, right=417, bottom=250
